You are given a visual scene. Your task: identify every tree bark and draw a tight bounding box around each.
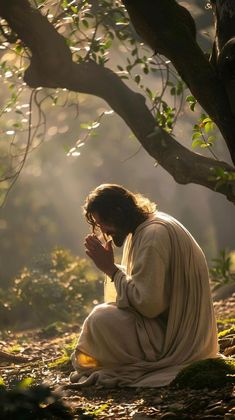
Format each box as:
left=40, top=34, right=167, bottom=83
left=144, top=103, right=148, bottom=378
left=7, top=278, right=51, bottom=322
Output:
left=0, top=0, right=235, bottom=202
left=122, top=0, right=235, bottom=165
left=211, top=0, right=235, bottom=114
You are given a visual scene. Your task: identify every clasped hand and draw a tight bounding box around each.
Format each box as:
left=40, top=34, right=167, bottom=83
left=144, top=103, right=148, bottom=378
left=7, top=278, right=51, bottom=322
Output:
left=84, top=234, right=116, bottom=278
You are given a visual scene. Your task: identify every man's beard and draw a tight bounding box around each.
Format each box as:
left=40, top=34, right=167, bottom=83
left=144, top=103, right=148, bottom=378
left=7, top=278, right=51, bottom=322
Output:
left=112, top=229, right=128, bottom=247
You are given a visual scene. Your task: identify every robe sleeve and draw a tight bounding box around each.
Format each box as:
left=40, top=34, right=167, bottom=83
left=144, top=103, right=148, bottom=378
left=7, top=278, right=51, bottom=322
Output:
left=113, top=227, right=171, bottom=318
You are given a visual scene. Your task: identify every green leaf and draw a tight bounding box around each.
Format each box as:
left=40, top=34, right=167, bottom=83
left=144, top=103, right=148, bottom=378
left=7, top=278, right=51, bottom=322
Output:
left=15, top=45, right=22, bottom=54
left=18, top=377, right=34, bottom=389
left=186, top=95, right=195, bottom=102
left=82, top=19, right=89, bottom=28
left=176, top=81, right=184, bottom=95
left=80, top=123, right=90, bottom=129
left=192, top=139, right=203, bottom=148
left=186, top=95, right=197, bottom=111
left=131, top=48, right=138, bottom=56
left=134, top=74, right=141, bottom=84
left=13, top=122, right=23, bottom=128
left=204, top=121, right=215, bottom=133
left=192, top=132, right=202, bottom=140
left=208, top=135, right=216, bottom=143
left=202, top=117, right=212, bottom=124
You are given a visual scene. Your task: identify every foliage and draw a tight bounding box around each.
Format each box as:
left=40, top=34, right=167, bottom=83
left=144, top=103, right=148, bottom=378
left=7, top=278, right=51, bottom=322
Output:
left=171, top=358, right=235, bottom=389
left=38, top=321, right=71, bottom=338
left=0, top=247, right=103, bottom=328
left=191, top=114, right=217, bottom=157
left=0, top=381, right=72, bottom=419
left=48, top=353, right=70, bottom=370
left=210, top=249, right=235, bottom=290
left=218, top=326, right=235, bottom=339
left=2, top=0, right=231, bottom=204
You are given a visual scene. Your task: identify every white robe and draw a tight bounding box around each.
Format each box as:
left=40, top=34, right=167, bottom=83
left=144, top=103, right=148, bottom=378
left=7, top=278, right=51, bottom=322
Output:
left=71, top=212, right=219, bottom=387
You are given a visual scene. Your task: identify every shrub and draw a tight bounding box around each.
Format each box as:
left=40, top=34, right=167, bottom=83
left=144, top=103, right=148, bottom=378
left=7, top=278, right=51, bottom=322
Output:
left=210, top=249, right=235, bottom=290
left=0, top=248, right=103, bottom=328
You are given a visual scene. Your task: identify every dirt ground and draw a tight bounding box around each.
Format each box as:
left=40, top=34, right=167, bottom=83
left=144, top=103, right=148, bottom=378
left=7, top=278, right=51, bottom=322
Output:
left=0, top=294, right=234, bottom=419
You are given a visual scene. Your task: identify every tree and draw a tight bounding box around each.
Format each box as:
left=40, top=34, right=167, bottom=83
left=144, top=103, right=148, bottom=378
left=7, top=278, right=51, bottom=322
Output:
left=0, top=0, right=235, bottom=203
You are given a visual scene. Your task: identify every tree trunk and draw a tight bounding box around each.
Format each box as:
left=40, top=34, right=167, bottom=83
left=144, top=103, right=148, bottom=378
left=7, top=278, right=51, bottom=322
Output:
left=122, top=0, right=235, bottom=164
left=212, top=0, right=235, bottom=114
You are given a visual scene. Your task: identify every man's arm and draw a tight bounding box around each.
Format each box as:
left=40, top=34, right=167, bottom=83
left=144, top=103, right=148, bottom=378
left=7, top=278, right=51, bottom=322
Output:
left=113, top=244, right=170, bottom=318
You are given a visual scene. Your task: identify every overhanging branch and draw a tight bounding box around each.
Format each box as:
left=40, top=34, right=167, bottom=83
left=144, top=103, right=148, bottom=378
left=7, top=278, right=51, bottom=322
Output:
left=0, top=0, right=235, bottom=203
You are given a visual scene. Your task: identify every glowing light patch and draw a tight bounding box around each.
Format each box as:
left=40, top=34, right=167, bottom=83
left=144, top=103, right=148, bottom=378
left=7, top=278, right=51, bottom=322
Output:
left=76, top=352, right=99, bottom=368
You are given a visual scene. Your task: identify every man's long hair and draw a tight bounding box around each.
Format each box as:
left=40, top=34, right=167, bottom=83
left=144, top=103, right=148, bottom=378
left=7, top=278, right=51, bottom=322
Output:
left=83, top=184, right=157, bottom=232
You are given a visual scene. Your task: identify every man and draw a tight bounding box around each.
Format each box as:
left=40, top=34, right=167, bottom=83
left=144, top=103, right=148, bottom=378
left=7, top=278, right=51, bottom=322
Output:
left=70, top=184, right=218, bottom=387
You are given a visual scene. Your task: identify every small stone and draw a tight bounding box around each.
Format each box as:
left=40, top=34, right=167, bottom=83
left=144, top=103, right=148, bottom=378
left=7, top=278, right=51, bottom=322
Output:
left=224, top=345, right=235, bottom=356
left=168, top=403, right=184, bottom=411
left=132, top=414, right=150, bottom=420
left=153, top=396, right=163, bottom=405
left=160, top=412, right=179, bottom=420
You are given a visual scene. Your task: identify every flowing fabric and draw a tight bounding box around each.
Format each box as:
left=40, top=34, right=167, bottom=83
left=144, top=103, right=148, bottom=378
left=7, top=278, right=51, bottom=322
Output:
left=71, top=212, right=219, bottom=387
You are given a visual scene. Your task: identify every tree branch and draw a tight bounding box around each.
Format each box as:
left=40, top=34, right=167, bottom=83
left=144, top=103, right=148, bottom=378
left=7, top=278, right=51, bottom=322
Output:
left=0, top=350, right=31, bottom=363
left=122, top=0, right=235, bottom=165
left=0, top=0, right=235, bottom=202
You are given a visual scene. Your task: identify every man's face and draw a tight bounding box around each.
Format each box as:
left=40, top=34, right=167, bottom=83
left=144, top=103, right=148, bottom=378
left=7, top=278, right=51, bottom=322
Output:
left=92, top=212, right=128, bottom=247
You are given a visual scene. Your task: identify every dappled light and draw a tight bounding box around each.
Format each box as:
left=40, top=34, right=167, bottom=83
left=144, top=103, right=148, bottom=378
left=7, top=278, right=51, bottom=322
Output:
left=0, top=0, right=234, bottom=417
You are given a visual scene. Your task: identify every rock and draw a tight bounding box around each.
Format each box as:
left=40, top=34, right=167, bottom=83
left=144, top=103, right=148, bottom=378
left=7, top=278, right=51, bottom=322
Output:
left=132, top=414, right=151, bottom=420
left=160, top=412, right=180, bottom=420
left=153, top=396, right=163, bottom=405
left=168, top=402, right=185, bottom=411
left=224, top=345, right=235, bottom=356
left=219, top=337, right=235, bottom=351
left=213, top=284, right=235, bottom=301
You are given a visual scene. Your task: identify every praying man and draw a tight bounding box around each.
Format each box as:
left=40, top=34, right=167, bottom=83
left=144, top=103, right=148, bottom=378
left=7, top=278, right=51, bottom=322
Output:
left=70, top=184, right=219, bottom=387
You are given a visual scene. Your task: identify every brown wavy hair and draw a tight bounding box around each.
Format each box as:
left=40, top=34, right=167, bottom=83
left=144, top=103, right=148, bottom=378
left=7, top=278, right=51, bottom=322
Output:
left=83, top=184, right=157, bottom=232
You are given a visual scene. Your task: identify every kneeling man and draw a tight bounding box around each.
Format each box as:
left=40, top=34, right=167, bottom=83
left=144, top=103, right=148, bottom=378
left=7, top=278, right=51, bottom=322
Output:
left=71, top=184, right=218, bottom=387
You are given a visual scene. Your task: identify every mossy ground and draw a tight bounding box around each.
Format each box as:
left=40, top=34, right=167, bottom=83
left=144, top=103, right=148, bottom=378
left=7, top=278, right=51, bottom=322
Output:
left=171, top=357, right=235, bottom=389
left=0, top=317, right=234, bottom=418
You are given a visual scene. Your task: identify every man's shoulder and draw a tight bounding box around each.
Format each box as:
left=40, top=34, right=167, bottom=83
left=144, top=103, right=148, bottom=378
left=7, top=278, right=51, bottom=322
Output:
left=136, top=214, right=171, bottom=243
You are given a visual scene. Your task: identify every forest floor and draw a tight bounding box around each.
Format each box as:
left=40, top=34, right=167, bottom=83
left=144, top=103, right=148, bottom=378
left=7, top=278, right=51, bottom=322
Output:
left=0, top=294, right=234, bottom=420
